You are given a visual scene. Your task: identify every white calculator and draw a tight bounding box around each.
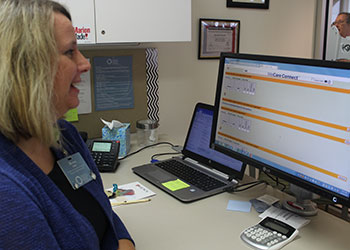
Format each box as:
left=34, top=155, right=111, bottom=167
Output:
left=240, top=217, right=298, bottom=250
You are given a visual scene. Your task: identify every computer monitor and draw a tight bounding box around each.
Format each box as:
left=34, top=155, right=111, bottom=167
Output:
left=211, top=52, right=350, bottom=216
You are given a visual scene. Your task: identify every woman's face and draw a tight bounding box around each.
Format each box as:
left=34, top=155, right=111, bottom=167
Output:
left=53, top=13, right=90, bottom=118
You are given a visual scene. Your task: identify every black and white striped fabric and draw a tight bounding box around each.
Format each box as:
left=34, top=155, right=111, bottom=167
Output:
left=145, top=48, right=160, bottom=122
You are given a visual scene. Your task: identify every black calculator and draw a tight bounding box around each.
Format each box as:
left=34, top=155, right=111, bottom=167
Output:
left=89, top=140, right=120, bottom=172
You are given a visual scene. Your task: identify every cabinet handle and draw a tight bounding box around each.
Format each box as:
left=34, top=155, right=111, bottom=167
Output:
left=101, top=30, right=106, bottom=35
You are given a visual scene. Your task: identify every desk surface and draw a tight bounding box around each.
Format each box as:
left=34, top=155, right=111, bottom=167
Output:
left=101, top=136, right=350, bottom=250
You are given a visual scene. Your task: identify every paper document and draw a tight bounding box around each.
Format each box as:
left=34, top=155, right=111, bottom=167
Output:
left=76, top=59, right=92, bottom=114
left=108, top=181, right=156, bottom=206
left=259, top=206, right=310, bottom=229
left=256, top=194, right=280, bottom=206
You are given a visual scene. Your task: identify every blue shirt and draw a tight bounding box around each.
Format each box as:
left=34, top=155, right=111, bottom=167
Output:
left=0, top=120, right=133, bottom=249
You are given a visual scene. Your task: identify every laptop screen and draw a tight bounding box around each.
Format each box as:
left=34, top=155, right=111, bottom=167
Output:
left=183, top=103, right=245, bottom=179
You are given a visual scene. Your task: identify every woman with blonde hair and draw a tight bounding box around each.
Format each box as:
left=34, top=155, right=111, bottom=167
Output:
left=0, top=0, right=134, bottom=249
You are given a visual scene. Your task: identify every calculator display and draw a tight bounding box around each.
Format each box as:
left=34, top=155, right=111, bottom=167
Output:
left=92, top=142, right=112, bottom=152
left=263, top=221, right=289, bottom=235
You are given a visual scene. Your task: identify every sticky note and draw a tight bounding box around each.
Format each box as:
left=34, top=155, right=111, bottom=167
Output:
left=226, top=200, right=252, bottom=213
left=64, top=108, right=78, bottom=122
left=162, top=179, right=190, bottom=191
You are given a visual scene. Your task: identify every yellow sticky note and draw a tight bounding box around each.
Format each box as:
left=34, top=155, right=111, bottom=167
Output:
left=162, top=179, right=190, bottom=191
left=64, top=108, right=78, bottom=122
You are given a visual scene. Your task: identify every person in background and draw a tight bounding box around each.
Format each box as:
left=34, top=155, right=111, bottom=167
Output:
left=0, top=0, right=135, bottom=249
left=333, top=12, right=350, bottom=38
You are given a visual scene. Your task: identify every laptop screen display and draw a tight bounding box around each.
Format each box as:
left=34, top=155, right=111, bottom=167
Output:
left=185, top=105, right=244, bottom=173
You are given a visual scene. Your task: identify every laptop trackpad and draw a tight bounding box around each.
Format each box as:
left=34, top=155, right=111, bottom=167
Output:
left=147, top=169, right=173, bottom=182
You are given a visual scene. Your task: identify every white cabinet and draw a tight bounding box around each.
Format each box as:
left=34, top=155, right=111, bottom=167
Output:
left=56, top=0, right=191, bottom=44
left=55, top=0, right=96, bottom=44
left=94, top=0, right=191, bottom=43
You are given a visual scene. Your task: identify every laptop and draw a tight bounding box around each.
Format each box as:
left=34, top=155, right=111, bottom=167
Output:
left=132, top=102, right=246, bottom=202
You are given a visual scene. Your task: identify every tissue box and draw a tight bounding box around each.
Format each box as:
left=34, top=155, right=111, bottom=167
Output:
left=102, top=123, right=130, bottom=158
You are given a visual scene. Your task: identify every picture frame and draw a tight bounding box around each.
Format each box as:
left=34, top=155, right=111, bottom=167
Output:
left=226, top=0, right=269, bottom=9
left=198, top=18, right=240, bottom=59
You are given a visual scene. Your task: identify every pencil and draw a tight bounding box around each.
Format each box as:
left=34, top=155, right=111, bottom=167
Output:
left=111, top=198, right=151, bottom=206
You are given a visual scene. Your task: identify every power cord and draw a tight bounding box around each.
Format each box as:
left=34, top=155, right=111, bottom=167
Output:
left=150, top=152, right=182, bottom=162
left=227, top=180, right=267, bottom=193
left=118, top=141, right=179, bottom=161
left=264, top=171, right=287, bottom=191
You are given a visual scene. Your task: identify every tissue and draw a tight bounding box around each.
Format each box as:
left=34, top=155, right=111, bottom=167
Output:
left=100, top=118, right=124, bottom=130
left=101, top=119, right=130, bottom=158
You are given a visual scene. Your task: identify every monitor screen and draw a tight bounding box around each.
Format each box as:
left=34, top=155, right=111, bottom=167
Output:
left=183, top=103, right=245, bottom=179
left=211, top=52, right=350, bottom=208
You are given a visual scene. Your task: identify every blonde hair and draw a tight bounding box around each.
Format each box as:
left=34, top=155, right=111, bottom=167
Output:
left=0, top=0, right=70, bottom=146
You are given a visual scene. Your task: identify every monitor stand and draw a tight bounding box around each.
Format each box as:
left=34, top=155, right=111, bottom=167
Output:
left=283, top=184, right=319, bottom=216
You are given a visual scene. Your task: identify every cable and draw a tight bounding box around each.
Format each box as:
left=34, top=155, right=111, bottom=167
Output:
left=264, top=171, right=287, bottom=191
left=118, top=141, right=177, bottom=161
left=150, top=152, right=182, bottom=162
left=228, top=180, right=267, bottom=192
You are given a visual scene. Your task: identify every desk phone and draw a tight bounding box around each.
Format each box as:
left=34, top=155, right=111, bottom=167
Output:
left=240, top=217, right=298, bottom=250
left=89, top=139, right=120, bottom=172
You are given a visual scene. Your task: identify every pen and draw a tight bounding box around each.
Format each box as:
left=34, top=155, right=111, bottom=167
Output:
left=287, top=201, right=304, bottom=210
left=111, top=198, right=151, bottom=206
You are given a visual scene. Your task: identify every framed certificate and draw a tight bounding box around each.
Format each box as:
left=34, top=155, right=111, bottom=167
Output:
left=198, top=18, right=240, bottom=59
left=227, top=0, right=269, bottom=9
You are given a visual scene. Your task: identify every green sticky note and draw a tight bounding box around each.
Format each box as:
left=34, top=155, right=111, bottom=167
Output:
left=64, top=108, right=78, bottom=122
left=162, top=179, right=190, bottom=191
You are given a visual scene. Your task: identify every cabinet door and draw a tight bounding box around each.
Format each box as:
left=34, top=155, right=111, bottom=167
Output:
left=95, top=0, right=191, bottom=43
left=55, top=0, right=96, bottom=44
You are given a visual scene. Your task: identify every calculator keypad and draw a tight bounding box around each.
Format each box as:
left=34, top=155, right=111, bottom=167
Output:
left=241, top=225, right=287, bottom=248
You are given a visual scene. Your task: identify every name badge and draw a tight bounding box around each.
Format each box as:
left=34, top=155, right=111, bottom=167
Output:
left=57, top=152, right=96, bottom=190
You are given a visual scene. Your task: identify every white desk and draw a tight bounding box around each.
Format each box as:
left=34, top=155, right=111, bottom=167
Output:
left=101, top=136, right=350, bottom=250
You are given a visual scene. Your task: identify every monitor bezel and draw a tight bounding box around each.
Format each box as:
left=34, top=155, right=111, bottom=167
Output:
left=182, top=102, right=246, bottom=180
left=211, top=52, right=350, bottom=207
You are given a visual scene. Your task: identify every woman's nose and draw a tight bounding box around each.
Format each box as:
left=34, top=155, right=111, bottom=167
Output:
left=77, top=50, right=91, bottom=73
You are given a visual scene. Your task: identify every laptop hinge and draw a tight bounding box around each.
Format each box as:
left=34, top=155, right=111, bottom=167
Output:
left=227, top=176, right=236, bottom=182
left=183, top=157, right=234, bottom=182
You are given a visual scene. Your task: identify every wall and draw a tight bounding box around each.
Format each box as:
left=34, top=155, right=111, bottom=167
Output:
left=85, top=0, right=317, bottom=141
left=146, top=0, right=317, bottom=141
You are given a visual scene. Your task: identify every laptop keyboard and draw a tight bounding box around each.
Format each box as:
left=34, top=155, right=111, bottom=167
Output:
left=155, top=159, right=226, bottom=191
